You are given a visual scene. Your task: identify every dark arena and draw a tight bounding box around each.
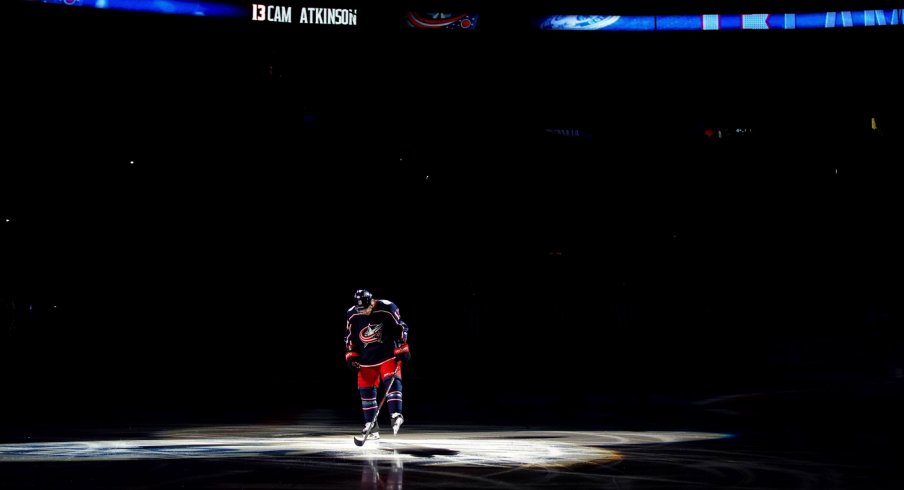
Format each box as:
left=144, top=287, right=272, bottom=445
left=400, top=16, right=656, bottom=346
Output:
left=2, top=1, right=903, bottom=489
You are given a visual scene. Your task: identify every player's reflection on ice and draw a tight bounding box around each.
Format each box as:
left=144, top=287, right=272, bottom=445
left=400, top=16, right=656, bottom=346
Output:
left=361, top=453, right=403, bottom=490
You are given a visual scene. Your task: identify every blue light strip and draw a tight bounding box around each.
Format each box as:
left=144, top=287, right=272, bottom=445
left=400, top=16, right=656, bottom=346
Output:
left=30, top=0, right=246, bottom=18
left=537, top=10, right=903, bottom=31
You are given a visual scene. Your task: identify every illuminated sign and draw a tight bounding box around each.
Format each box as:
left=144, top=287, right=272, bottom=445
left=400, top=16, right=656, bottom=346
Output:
left=27, top=0, right=246, bottom=17
left=27, top=1, right=358, bottom=26
left=250, top=4, right=356, bottom=25
left=537, top=10, right=903, bottom=31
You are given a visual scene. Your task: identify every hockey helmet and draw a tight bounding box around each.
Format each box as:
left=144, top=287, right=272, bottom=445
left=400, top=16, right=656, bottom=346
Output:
left=354, top=289, right=373, bottom=312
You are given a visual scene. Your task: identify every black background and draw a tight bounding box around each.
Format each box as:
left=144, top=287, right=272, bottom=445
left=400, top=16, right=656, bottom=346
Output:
left=2, top=2, right=902, bottom=430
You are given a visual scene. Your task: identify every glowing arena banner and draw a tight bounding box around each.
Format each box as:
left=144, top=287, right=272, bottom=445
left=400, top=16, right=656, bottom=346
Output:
left=27, top=0, right=247, bottom=17
left=537, top=10, right=903, bottom=31
left=25, top=1, right=358, bottom=25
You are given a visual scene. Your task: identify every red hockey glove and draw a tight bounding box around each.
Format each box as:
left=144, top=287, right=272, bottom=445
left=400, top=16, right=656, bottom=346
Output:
left=346, top=352, right=361, bottom=372
left=393, top=343, right=411, bottom=363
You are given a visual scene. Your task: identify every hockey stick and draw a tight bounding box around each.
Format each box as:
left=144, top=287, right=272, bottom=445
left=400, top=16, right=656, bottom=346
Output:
left=354, top=362, right=402, bottom=446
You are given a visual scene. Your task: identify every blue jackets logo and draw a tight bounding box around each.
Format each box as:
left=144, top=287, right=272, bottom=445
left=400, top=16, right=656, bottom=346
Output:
left=359, top=323, right=383, bottom=347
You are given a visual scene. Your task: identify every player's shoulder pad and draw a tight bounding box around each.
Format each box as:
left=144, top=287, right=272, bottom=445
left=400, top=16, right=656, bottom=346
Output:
left=373, top=299, right=398, bottom=313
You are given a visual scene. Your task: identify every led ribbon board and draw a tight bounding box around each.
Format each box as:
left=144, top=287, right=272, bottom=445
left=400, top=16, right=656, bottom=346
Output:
left=537, top=10, right=903, bottom=30
left=28, top=0, right=247, bottom=17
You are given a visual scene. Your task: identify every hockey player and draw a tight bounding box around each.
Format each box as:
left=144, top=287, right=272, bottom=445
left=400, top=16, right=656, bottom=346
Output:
left=345, top=289, right=411, bottom=440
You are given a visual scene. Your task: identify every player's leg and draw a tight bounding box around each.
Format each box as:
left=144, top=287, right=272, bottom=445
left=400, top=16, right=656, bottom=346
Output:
left=358, top=366, right=381, bottom=439
left=381, top=360, right=404, bottom=434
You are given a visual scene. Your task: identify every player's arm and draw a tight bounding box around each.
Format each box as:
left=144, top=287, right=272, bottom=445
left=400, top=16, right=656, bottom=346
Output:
left=344, top=319, right=360, bottom=371
left=388, top=303, right=411, bottom=362
left=387, top=303, right=408, bottom=343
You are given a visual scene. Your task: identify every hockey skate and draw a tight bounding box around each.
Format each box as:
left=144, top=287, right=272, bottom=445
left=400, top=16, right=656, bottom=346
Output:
left=362, top=421, right=380, bottom=440
left=391, top=413, right=404, bottom=435
left=354, top=421, right=380, bottom=446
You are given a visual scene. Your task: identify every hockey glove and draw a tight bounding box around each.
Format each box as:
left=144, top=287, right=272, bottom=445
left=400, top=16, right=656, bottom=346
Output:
left=346, top=352, right=361, bottom=372
left=393, top=343, right=411, bottom=363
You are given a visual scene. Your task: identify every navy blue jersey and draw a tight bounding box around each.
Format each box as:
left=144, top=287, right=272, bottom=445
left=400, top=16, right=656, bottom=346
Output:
left=345, top=299, right=409, bottom=367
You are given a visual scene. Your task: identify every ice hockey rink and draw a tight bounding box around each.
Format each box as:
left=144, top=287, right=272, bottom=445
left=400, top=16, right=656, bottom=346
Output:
left=1, top=409, right=901, bottom=490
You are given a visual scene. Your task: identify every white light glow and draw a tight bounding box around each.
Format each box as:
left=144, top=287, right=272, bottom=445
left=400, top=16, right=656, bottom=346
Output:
left=0, top=425, right=731, bottom=466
